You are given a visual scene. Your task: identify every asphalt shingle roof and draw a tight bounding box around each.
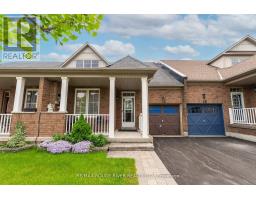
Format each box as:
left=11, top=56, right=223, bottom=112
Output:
left=146, top=62, right=184, bottom=87
left=0, top=62, right=61, bottom=69
left=162, top=60, right=221, bottom=81
left=108, top=55, right=153, bottom=69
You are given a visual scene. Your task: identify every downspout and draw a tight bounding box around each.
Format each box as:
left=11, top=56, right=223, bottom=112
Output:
left=35, top=111, right=41, bottom=144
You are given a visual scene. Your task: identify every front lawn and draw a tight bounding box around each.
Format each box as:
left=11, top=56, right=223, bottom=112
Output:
left=0, top=149, right=138, bottom=185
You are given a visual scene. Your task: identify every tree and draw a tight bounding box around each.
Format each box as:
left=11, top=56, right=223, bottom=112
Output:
left=0, top=14, right=104, bottom=50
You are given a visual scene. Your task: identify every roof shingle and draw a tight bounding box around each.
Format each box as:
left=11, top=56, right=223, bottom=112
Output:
left=162, top=60, right=221, bottom=81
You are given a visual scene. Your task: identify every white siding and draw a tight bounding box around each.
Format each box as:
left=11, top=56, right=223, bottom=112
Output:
left=230, top=39, right=256, bottom=51
left=64, top=46, right=107, bottom=68
left=211, top=55, right=251, bottom=68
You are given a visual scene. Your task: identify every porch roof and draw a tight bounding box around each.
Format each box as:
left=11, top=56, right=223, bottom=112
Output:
left=0, top=65, right=157, bottom=78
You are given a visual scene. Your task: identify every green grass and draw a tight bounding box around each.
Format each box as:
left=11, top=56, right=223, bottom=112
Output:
left=0, top=149, right=138, bottom=185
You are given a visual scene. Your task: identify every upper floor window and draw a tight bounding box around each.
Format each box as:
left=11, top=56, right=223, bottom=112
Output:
left=76, top=60, right=99, bottom=68
left=230, top=57, right=242, bottom=65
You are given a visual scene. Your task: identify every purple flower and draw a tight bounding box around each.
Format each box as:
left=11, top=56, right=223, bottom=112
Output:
left=46, top=140, right=72, bottom=154
left=72, top=141, right=91, bottom=153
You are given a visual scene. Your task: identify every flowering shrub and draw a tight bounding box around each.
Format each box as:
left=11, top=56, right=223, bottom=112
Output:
left=72, top=141, right=91, bottom=153
left=6, top=122, right=26, bottom=148
left=46, top=140, right=72, bottom=154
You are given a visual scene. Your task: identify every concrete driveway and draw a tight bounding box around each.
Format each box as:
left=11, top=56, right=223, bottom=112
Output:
left=154, top=137, right=256, bottom=184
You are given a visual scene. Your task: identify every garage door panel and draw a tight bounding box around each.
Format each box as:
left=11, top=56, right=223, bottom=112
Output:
left=149, top=105, right=180, bottom=135
left=187, top=104, right=225, bottom=136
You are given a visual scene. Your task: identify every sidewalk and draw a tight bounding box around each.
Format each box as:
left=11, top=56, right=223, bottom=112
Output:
left=108, top=151, right=177, bottom=185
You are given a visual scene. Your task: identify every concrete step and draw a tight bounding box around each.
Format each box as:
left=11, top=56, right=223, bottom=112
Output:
left=108, top=137, right=153, bottom=143
left=108, top=142, right=154, bottom=151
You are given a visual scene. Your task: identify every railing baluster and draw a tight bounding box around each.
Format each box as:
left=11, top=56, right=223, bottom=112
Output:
left=65, top=114, right=110, bottom=135
left=229, top=108, right=256, bottom=125
left=0, top=114, right=12, bottom=134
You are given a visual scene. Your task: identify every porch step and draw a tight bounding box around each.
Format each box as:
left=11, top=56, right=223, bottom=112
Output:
left=108, top=137, right=153, bottom=143
left=119, top=127, right=137, bottom=131
left=108, top=142, right=154, bottom=151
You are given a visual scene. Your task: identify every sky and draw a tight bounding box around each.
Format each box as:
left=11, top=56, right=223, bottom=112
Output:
left=39, top=14, right=256, bottom=63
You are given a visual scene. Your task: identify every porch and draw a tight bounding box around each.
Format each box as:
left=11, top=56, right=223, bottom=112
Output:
left=226, top=74, right=256, bottom=137
left=0, top=75, right=150, bottom=138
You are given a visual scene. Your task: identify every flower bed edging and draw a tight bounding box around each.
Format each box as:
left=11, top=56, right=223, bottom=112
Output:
left=0, top=144, right=35, bottom=152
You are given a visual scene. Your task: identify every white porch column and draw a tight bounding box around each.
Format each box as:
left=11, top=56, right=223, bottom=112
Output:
left=141, top=76, right=149, bottom=138
left=13, top=77, right=25, bottom=112
left=109, top=77, right=116, bottom=138
left=59, top=77, right=69, bottom=112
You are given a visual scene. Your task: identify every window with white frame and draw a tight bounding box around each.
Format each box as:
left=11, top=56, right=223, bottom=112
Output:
left=230, top=88, right=244, bottom=109
left=76, top=60, right=99, bottom=68
left=24, top=89, right=38, bottom=109
left=230, top=57, right=241, bottom=65
left=75, top=89, right=100, bottom=114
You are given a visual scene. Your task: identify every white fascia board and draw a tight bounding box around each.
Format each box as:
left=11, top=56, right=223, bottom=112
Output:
left=158, top=61, right=187, bottom=78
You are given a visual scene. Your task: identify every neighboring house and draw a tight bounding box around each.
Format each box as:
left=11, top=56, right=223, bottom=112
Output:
left=0, top=35, right=256, bottom=142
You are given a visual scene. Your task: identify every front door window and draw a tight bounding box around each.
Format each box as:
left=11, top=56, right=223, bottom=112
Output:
left=122, top=92, right=135, bottom=128
left=231, top=92, right=244, bottom=109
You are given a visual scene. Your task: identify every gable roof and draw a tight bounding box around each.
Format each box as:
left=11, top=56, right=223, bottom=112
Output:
left=207, top=35, right=256, bottom=65
left=59, top=43, right=109, bottom=68
left=218, top=55, right=256, bottom=80
left=108, top=55, right=154, bottom=69
left=162, top=60, right=222, bottom=82
left=146, top=62, right=184, bottom=87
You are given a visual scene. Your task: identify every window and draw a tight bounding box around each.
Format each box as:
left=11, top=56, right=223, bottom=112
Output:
left=163, top=106, right=178, bottom=115
left=149, top=106, right=161, bottom=114
left=24, top=89, right=38, bottom=110
left=230, top=88, right=244, bottom=109
left=84, top=60, right=91, bottom=68
left=76, top=60, right=83, bottom=68
left=188, top=106, right=202, bottom=113
left=231, top=57, right=241, bottom=65
left=76, top=60, right=99, bottom=68
left=91, top=60, right=99, bottom=68
left=75, top=89, right=100, bottom=114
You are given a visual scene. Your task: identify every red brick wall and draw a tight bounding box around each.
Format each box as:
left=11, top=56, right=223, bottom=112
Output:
left=38, top=113, right=65, bottom=136
left=11, top=113, right=39, bottom=137
left=149, top=88, right=183, bottom=104
left=11, top=112, right=65, bottom=137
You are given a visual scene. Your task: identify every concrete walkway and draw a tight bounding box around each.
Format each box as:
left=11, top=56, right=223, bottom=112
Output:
left=108, top=151, right=177, bottom=185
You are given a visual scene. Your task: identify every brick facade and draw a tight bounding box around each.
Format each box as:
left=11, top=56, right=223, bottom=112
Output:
left=1, top=76, right=256, bottom=138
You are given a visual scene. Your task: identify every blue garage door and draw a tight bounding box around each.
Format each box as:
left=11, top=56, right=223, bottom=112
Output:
left=187, top=104, right=225, bottom=135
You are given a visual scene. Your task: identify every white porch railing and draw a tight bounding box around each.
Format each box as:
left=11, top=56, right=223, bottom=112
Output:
left=229, top=108, right=256, bottom=125
left=0, top=114, right=12, bottom=134
left=65, top=114, right=109, bottom=135
left=138, top=113, right=143, bottom=133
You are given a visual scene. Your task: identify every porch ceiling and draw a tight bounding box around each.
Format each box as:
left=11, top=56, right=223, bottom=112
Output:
left=116, top=78, right=141, bottom=90
left=0, top=77, right=40, bottom=89
left=68, top=77, right=109, bottom=87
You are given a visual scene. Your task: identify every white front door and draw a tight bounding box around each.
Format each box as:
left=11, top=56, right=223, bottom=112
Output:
left=122, top=92, right=135, bottom=128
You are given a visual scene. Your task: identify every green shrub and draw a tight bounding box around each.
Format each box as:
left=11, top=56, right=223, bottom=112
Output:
left=52, top=133, right=64, bottom=141
left=89, top=134, right=108, bottom=147
left=6, top=121, right=26, bottom=148
left=68, top=115, right=92, bottom=143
